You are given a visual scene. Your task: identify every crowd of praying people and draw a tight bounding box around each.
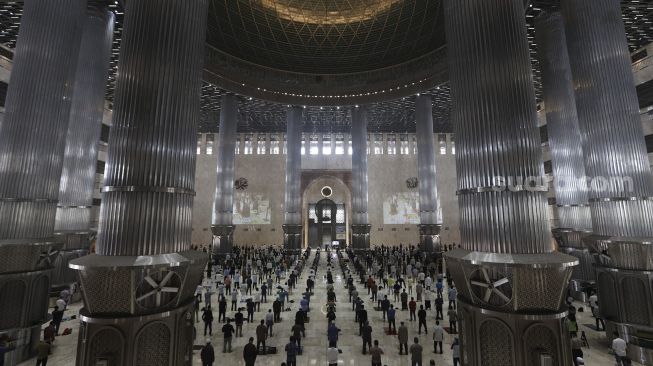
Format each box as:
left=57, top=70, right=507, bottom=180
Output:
left=193, top=244, right=464, bottom=366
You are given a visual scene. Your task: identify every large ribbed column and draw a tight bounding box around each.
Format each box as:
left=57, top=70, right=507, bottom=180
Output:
left=350, top=107, right=371, bottom=251
left=283, top=107, right=303, bottom=252
left=443, top=1, right=577, bottom=365
left=535, top=12, right=595, bottom=301
left=52, top=8, right=114, bottom=291
left=69, top=1, right=209, bottom=365
left=211, top=95, right=238, bottom=255
left=563, top=0, right=653, bottom=361
left=415, top=95, right=442, bottom=253
left=0, top=1, right=84, bottom=364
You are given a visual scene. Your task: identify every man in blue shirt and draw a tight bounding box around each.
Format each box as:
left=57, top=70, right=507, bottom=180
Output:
left=300, top=296, right=309, bottom=313
left=436, top=279, right=444, bottom=298
left=327, top=321, right=340, bottom=347
left=285, top=337, right=299, bottom=366
left=387, top=305, right=397, bottom=333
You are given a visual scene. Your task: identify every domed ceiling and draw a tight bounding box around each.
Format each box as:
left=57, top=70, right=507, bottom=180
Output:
left=0, top=0, right=652, bottom=132
left=206, top=0, right=445, bottom=74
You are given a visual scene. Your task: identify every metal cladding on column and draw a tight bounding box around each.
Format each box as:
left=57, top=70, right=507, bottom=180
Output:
left=443, top=1, right=577, bottom=365
left=283, top=106, right=303, bottom=251
left=536, top=13, right=592, bottom=234
left=351, top=107, right=371, bottom=250
left=0, top=0, right=85, bottom=364
left=415, top=95, right=442, bottom=252
left=535, top=12, right=595, bottom=297
left=211, top=95, right=238, bottom=255
left=69, top=1, right=209, bottom=365
left=52, top=8, right=114, bottom=289
left=563, top=0, right=653, bottom=361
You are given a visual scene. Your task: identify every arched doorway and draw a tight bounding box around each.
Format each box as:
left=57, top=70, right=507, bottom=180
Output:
left=302, top=174, right=351, bottom=249
left=313, top=198, right=338, bottom=248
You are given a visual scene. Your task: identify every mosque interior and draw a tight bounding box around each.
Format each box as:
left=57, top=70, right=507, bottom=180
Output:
left=0, top=0, right=653, bottom=365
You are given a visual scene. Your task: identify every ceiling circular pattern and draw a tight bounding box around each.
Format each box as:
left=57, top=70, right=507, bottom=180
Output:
left=259, top=0, right=403, bottom=25
left=206, top=0, right=445, bottom=74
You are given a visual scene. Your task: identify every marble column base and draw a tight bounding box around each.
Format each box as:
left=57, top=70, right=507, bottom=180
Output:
left=74, top=301, right=196, bottom=366
left=594, top=264, right=653, bottom=365
left=583, top=234, right=653, bottom=365
left=456, top=299, right=574, bottom=366
left=283, top=224, right=303, bottom=253
left=0, top=268, right=52, bottom=366
left=605, top=319, right=653, bottom=366
left=419, top=224, right=441, bottom=252
left=211, top=225, right=234, bottom=255
left=69, top=251, right=208, bottom=365
left=51, top=231, right=92, bottom=290
left=0, top=239, right=56, bottom=365
left=445, top=249, right=577, bottom=366
left=0, top=324, right=41, bottom=366
left=552, top=229, right=596, bottom=301
left=350, top=224, right=371, bottom=251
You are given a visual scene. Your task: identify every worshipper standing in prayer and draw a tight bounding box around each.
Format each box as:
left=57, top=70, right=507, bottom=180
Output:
left=387, top=304, right=397, bottom=333
left=291, top=321, right=303, bottom=349
left=327, top=321, right=340, bottom=347
left=246, top=298, right=255, bottom=322
left=435, top=296, right=444, bottom=320
left=361, top=321, right=373, bottom=354
left=294, top=307, right=307, bottom=338
left=234, top=308, right=244, bottom=337
left=327, top=342, right=339, bottom=366
left=285, top=337, right=299, bottom=366
left=202, top=305, right=213, bottom=336
left=448, top=307, right=458, bottom=333
left=409, top=297, right=417, bottom=321
left=273, top=299, right=282, bottom=323
left=266, top=309, right=275, bottom=336
left=231, top=285, right=239, bottom=311
left=221, top=319, right=235, bottom=353
left=410, top=337, right=423, bottom=366
left=452, top=338, right=461, bottom=366
left=243, top=337, right=258, bottom=366
left=200, top=339, right=215, bottom=366
left=381, top=295, right=390, bottom=321
left=51, top=306, right=64, bottom=335
left=369, top=339, right=384, bottom=366
left=43, top=322, right=55, bottom=345
left=218, top=296, right=227, bottom=323
left=34, top=337, right=51, bottom=366
left=398, top=321, right=409, bottom=355
left=424, top=288, right=433, bottom=310
left=433, top=320, right=444, bottom=354
left=256, top=320, right=267, bottom=354
left=418, top=305, right=428, bottom=334
left=612, top=332, right=630, bottom=366
left=448, top=285, right=457, bottom=309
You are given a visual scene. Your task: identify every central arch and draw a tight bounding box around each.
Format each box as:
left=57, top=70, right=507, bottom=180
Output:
left=314, top=198, right=338, bottom=248
left=302, top=174, right=352, bottom=249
